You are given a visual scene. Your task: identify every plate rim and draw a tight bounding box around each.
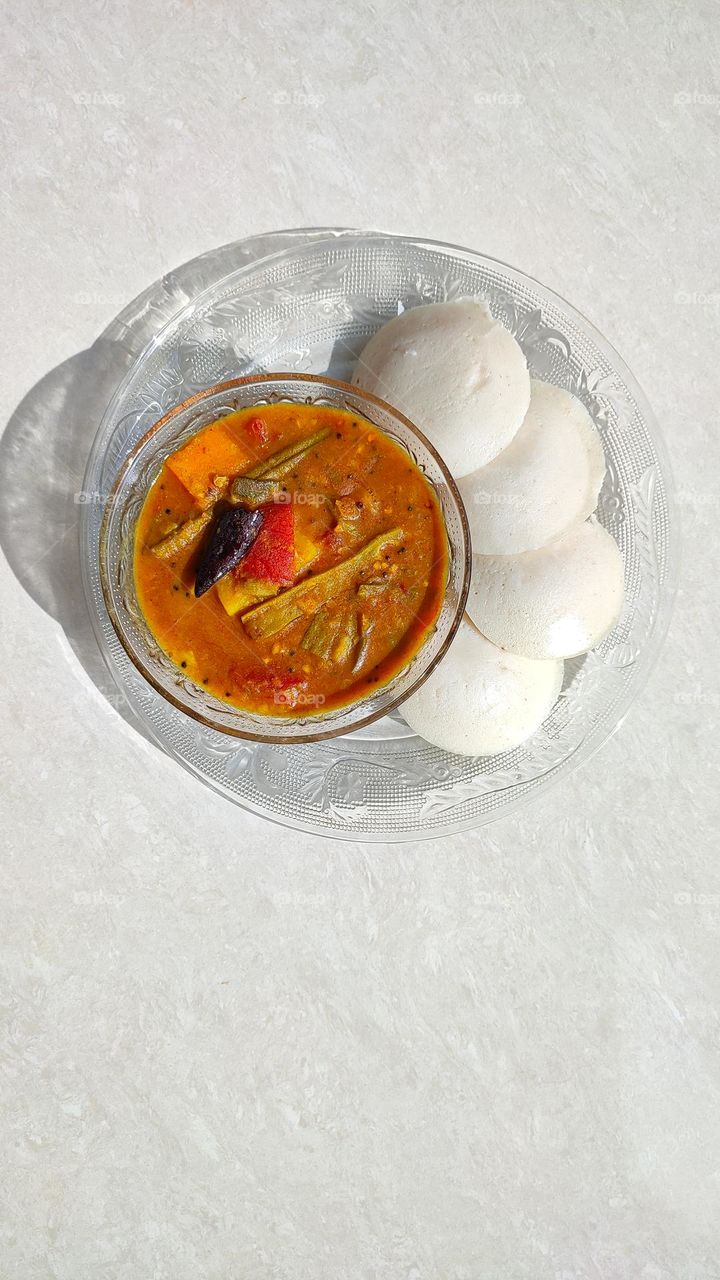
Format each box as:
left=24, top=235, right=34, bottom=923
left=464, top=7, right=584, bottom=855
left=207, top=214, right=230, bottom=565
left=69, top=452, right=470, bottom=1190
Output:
left=80, top=228, right=680, bottom=841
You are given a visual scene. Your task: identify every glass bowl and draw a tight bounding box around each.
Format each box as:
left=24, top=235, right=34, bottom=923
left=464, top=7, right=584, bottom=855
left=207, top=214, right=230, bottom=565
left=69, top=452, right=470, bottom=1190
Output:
left=81, top=230, right=677, bottom=840
left=98, top=373, right=471, bottom=744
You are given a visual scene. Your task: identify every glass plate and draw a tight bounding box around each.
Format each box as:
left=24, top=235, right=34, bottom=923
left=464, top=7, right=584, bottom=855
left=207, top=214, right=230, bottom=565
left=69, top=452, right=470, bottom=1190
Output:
left=81, top=231, right=677, bottom=841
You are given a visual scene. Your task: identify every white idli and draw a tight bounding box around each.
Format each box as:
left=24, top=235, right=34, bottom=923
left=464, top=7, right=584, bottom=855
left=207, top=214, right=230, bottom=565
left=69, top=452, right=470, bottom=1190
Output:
left=352, top=300, right=530, bottom=476
left=458, top=379, right=606, bottom=554
left=467, top=519, right=624, bottom=659
left=401, top=619, right=563, bottom=757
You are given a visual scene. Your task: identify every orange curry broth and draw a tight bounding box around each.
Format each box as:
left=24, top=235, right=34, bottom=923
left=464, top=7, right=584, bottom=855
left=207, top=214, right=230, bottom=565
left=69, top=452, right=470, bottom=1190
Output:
left=134, top=402, right=447, bottom=716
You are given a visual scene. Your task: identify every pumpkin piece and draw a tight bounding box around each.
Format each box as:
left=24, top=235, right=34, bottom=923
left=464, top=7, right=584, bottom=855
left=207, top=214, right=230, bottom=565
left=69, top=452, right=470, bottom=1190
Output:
left=216, top=575, right=280, bottom=617
left=166, top=421, right=250, bottom=506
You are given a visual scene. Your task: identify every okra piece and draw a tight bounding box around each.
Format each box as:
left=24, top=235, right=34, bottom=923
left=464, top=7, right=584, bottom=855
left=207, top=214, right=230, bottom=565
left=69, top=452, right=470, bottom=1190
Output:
left=352, top=613, right=375, bottom=673
left=300, top=604, right=337, bottom=661
left=301, top=602, right=359, bottom=665
left=245, top=428, right=331, bottom=480
left=357, top=579, right=389, bottom=598
left=242, top=528, right=404, bottom=640
left=229, top=476, right=284, bottom=507
left=152, top=509, right=213, bottom=560
left=331, top=606, right=358, bottom=664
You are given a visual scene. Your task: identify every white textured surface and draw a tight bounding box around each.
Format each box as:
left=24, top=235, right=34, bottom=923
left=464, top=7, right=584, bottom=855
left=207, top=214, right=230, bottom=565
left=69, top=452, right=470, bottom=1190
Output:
left=1, top=1, right=719, bottom=1276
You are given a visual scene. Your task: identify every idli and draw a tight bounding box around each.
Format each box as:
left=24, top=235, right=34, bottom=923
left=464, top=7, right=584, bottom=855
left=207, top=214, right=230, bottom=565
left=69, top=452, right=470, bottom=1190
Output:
left=401, top=619, right=563, bottom=757
left=458, top=380, right=606, bottom=554
left=467, top=519, right=624, bottom=659
left=353, top=300, right=530, bottom=476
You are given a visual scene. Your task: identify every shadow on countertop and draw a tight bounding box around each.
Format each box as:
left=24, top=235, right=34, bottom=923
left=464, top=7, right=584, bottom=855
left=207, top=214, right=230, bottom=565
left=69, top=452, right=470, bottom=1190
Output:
left=0, top=340, right=155, bottom=741
left=0, top=228, right=348, bottom=743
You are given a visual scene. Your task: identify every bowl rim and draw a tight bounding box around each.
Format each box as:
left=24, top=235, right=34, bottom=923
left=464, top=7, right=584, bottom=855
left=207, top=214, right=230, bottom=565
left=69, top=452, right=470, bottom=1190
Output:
left=98, top=371, right=472, bottom=745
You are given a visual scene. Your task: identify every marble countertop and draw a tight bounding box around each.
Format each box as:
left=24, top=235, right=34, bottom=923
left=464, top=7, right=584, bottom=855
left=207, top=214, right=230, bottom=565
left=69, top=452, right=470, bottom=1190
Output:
left=1, top=1, right=718, bottom=1275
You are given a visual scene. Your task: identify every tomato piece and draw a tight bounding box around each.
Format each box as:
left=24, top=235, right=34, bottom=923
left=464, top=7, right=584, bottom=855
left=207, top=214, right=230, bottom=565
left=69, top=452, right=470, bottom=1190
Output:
left=236, top=502, right=294, bottom=584
left=246, top=415, right=269, bottom=445
left=234, top=666, right=308, bottom=696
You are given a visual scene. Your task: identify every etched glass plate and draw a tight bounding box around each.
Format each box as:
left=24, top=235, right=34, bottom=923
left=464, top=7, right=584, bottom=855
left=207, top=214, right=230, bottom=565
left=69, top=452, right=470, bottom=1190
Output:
left=81, top=232, right=677, bottom=841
